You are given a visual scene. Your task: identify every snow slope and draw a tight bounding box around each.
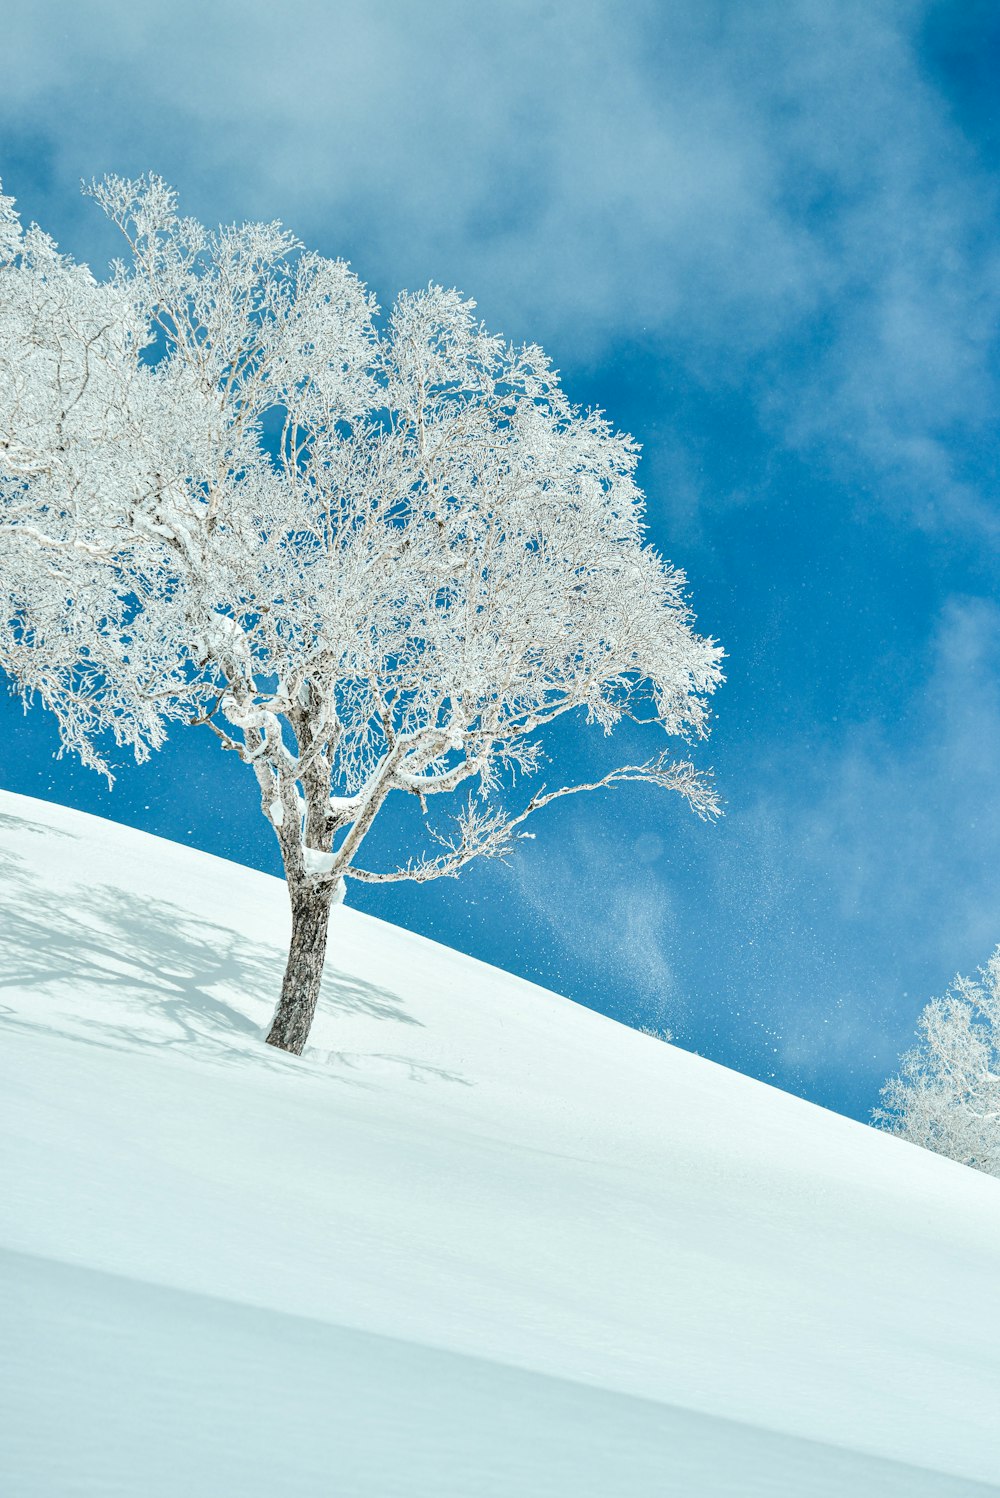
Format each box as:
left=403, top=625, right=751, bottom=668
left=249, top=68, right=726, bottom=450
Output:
left=1, top=788, right=999, bottom=1497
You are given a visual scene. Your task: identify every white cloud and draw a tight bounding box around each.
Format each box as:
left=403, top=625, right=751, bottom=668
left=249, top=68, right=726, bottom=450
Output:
left=4, top=0, right=997, bottom=537
left=505, top=811, right=681, bottom=1031
left=800, top=595, right=1000, bottom=944
left=713, top=594, right=1000, bottom=1078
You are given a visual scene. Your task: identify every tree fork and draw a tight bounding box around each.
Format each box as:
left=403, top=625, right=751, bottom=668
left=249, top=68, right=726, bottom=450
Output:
left=265, top=881, right=335, bottom=1054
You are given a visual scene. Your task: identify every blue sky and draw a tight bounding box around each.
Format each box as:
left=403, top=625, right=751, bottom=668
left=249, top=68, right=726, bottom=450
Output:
left=3, top=0, right=1000, bottom=1120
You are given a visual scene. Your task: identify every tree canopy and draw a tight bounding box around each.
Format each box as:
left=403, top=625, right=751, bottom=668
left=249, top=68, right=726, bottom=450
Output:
left=0, top=175, right=724, bottom=1050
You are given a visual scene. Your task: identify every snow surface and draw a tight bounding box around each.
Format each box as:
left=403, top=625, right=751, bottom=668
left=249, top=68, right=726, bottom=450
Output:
left=1, top=787, right=999, bottom=1496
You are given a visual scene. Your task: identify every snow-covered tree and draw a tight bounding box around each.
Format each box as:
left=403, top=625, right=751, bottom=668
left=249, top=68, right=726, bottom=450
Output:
left=0, top=175, right=724, bottom=1054
left=874, top=948, right=1000, bottom=1178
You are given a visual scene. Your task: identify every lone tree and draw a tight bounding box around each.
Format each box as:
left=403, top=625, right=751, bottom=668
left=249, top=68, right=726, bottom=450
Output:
left=0, top=176, right=723, bottom=1054
left=875, top=947, right=1000, bottom=1179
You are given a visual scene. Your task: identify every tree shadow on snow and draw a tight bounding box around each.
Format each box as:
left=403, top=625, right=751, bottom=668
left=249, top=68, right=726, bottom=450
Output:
left=0, top=808, right=78, bottom=840
left=0, top=841, right=470, bottom=1086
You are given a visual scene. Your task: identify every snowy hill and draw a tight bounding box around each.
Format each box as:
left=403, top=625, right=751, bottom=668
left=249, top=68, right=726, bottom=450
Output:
left=1, top=789, right=999, bottom=1497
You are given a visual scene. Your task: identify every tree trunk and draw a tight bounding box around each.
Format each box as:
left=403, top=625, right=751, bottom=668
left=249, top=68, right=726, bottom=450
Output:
left=266, top=881, right=335, bottom=1055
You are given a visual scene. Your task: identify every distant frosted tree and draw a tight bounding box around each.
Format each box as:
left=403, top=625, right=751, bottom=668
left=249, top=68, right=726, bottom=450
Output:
left=875, top=948, right=1000, bottom=1179
left=0, top=175, right=724, bottom=1054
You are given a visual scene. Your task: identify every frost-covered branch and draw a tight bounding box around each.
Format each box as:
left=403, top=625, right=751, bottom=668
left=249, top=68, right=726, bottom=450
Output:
left=350, top=799, right=519, bottom=884
left=349, top=754, right=717, bottom=886
left=505, top=753, right=721, bottom=827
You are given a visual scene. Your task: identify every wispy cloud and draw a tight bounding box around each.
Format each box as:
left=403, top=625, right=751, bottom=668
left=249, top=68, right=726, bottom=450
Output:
left=699, top=593, right=1000, bottom=1097
left=795, top=594, right=1000, bottom=957
left=504, top=811, right=682, bottom=1034
left=4, top=1, right=997, bottom=533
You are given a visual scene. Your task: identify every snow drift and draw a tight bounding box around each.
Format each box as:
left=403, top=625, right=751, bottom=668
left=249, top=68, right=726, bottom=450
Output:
left=1, top=789, right=998, bottom=1496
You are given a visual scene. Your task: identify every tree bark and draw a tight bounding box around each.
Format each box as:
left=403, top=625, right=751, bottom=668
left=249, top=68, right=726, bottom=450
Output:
left=266, top=881, right=335, bottom=1055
